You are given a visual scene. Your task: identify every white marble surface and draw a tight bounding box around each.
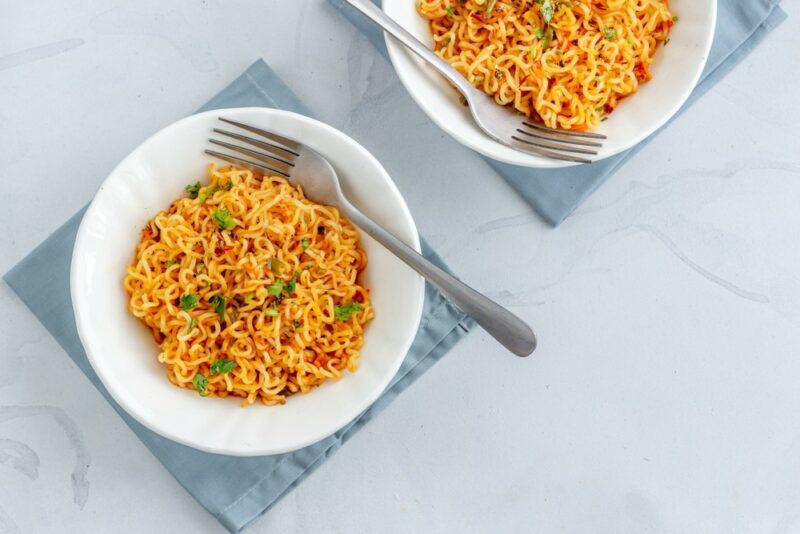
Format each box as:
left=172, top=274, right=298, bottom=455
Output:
left=2, top=1, right=799, bottom=532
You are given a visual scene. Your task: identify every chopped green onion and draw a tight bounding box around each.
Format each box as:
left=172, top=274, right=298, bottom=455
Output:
left=672, top=15, right=679, bottom=22
left=196, top=262, right=205, bottom=273
left=446, top=6, right=455, bottom=17
left=186, top=318, right=197, bottom=333
left=485, top=0, right=497, bottom=17
left=604, top=27, right=618, bottom=39
left=534, top=27, right=544, bottom=39
left=301, top=239, right=311, bottom=251
left=266, top=308, right=280, bottom=317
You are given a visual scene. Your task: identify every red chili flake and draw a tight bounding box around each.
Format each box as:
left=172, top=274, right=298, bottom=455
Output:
left=604, top=104, right=614, bottom=115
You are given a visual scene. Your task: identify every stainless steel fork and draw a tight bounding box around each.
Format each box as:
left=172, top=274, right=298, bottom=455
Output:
left=343, top=0, right=605, bottom=164
left=206, top=118, right=537, bottom=356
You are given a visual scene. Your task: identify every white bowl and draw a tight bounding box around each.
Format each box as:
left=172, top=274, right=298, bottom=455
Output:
left=383, top=0, right=717, bottom=168
left=71, top=108, right=425, bottom=456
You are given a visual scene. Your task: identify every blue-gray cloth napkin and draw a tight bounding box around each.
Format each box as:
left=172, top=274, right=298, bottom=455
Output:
left=3, top=60, right=474, bottom=533
left=329, top=0, right=787, bottom=225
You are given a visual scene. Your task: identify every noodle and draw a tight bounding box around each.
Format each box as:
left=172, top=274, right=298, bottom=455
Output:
left=417, top=0, right=674, bottom=130
left=124, top=164, right=373, bottom=406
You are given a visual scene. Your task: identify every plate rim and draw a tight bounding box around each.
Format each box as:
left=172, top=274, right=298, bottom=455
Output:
left=69, top=107, right=426, bottom=456
left=382, top=0, right=718, bottom=169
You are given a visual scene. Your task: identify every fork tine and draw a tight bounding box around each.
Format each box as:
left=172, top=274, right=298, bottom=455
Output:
left=522, top=121, right=607, bottom=140
left=515, top=128, right=603, bottom=148
left=205, top=149, right=291, bottom=178
left=510, top=135, right=597, bottom=156
left=508, top=140, right=593, bottom=164
left=208, top=139, right=294, bottom=176
left=218, top=118, right=301, bottom=154
left=213, top=128, right=296, bottom=166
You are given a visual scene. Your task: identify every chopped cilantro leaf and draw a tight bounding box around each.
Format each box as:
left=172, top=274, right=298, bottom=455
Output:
left=267, top=280, right=284, bottom=298
left=185, top=182, right=201, bottom=199
left=210, top=358, right=236, bottom=375
left=540, top=0, right=554, bottom=24
left=212, top=207, right=236, bottom=230
left=180, top=294, right=198, bottom=312
left=334, top=302, right=362, bottom=321
left=210, top=295, right=225, bottom=320
left=193, top=373, right=210, bottom=396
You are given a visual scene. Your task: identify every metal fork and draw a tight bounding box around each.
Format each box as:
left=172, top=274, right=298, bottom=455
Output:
left=343, top=0, right=605, bottom=164
left=206, top=118, right=537, bottom=357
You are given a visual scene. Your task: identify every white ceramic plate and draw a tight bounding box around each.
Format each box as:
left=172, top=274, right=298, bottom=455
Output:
left=71, top=108, right=425, bottom=456
left=383, top=0, right=717, bottom=168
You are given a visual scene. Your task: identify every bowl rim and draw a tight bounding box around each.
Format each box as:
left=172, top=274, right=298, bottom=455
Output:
left=382, top=0, right=717, bottom=169
left=70, top=107, right=426, bottom=456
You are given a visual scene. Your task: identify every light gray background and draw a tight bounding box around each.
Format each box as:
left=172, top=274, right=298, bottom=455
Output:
left=2, top=1, right=799, bottom=532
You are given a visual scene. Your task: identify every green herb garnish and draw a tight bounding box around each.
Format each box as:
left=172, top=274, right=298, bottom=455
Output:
left=269, top=258, right=282, bottom=275
left=301, top=239, right=311, bottom=251
left=267, top=280, right=284, bottom=298
left=180, top=294, right=198, bottom=312
left=446, top=6, right=455, bottom=17
left=534, top=27, right=544, bottom=39
left=286, top=271, right=299, bottom=294
left=626, top=35, right=634, bottom=45
left=198, top=185, right=219, bottom=202
left=210, top=358, right=236, bottom=375
left=334, top=302, right=362, bottom=321
left=604, top=27, right=618, bottom=39
left=266, top=308, right=280, bottom=317
left=196, top=262, right=205, bottom=273
left=210, top=295, right=225, bottom=320
left=186, top=318, right=197, bottom=333
left=193, top=373, right=210, bottom=396
left=293, top=320, right=301, bottom=329
left=540, top=0, right=554, bottom=24
left=212, top=207, right=236, bottom=230
left=185, top=182, right=201, bottom=199
left=221, top=181, right=233, bottom=191
left=485, top=0, right=497, bottom=17
left=672, top=15, right=679, bottom=22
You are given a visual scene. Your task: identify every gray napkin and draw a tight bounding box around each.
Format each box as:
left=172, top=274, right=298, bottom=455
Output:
left=329, top=0, right=787, bottom=225
left=3, top=60, right=474, bottom=533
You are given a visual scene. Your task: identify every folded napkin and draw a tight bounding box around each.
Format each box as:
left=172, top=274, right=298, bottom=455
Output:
left=330, top=0, right=787, bottom=225
left=3, top=60, right=474, bottom=533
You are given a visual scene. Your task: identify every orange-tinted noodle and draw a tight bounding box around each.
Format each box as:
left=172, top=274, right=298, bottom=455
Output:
left=124, top=165, right=373, bottom=406
left=418, top=0, right=674, bottom=130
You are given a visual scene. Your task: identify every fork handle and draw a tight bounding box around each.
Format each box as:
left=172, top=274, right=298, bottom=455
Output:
left=343, top=205, right=537, bottom=357
left=343, top=0, right=476, bottom=97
